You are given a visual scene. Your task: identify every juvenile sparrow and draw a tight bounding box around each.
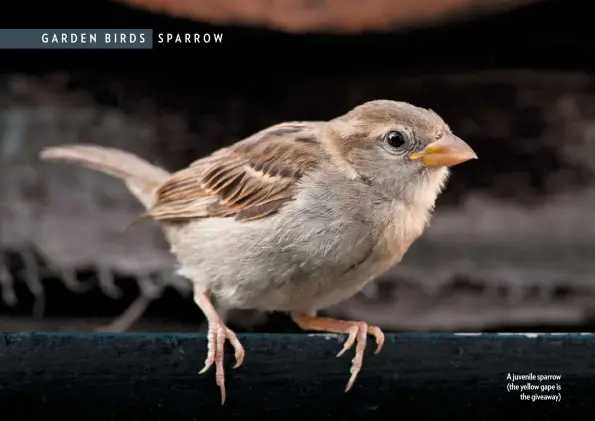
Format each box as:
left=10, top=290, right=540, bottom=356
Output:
left=40, top=100, right=477, bottom=403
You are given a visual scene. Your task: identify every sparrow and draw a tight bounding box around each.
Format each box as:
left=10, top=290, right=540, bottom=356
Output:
left=40, top=100, right=477, bottom=403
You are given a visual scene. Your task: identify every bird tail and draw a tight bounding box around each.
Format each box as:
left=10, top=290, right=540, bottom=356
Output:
left=40, top=144, right=170, bottom=209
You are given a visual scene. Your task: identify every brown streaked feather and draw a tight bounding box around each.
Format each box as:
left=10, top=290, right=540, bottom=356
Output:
left=147, top=122, right=325, bottom=222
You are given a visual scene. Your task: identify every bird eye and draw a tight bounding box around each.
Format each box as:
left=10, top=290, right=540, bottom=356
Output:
left=386, top=131, right=406, bottom=149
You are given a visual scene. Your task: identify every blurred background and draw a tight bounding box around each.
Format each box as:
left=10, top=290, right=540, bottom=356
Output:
left=2, top=0, right=595, bottom=334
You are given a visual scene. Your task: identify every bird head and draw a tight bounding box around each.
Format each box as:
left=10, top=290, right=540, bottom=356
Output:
left=325, top=99, right=477, bottom=202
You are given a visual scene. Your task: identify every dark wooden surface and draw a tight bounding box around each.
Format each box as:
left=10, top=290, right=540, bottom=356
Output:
left=0, top=333, right=593, bottom=420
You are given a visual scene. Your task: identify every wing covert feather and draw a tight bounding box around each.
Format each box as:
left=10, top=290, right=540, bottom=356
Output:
left=148, top=122, right=324, bottom=222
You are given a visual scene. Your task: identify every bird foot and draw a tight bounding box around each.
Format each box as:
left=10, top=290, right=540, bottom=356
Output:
left=291, top=313, right=385, bottom=392
left=198, top=319, right=245, bottom=404
left=336, top=321, right=385, bottom=392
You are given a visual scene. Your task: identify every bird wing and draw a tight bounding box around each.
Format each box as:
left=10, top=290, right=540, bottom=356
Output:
left=147, top=121, right=324, bottom=222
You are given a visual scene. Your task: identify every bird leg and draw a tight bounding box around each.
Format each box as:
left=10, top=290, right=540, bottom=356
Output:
left=291, top=311, right=385, bottom=392
left=194, top=289, right=245, bottom=404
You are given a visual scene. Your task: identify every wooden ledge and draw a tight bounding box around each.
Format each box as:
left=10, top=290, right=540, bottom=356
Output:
left=0, top=333, right=593, bottom=420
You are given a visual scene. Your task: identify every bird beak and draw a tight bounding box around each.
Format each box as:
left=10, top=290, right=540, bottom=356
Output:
left=409, top=135, right=477, bottom=167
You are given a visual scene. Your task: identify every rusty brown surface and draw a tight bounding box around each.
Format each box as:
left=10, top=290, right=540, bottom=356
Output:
left=116, top=0, right=540, bottom=33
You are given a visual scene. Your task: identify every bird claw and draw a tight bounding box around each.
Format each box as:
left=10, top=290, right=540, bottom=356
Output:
left=198, top=320, right=245, bottom=405
left=335, top=322, right=385, bottom=392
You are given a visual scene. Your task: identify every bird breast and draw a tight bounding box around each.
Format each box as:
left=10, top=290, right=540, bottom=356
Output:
left=169, top=170, right=438, bottom=313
